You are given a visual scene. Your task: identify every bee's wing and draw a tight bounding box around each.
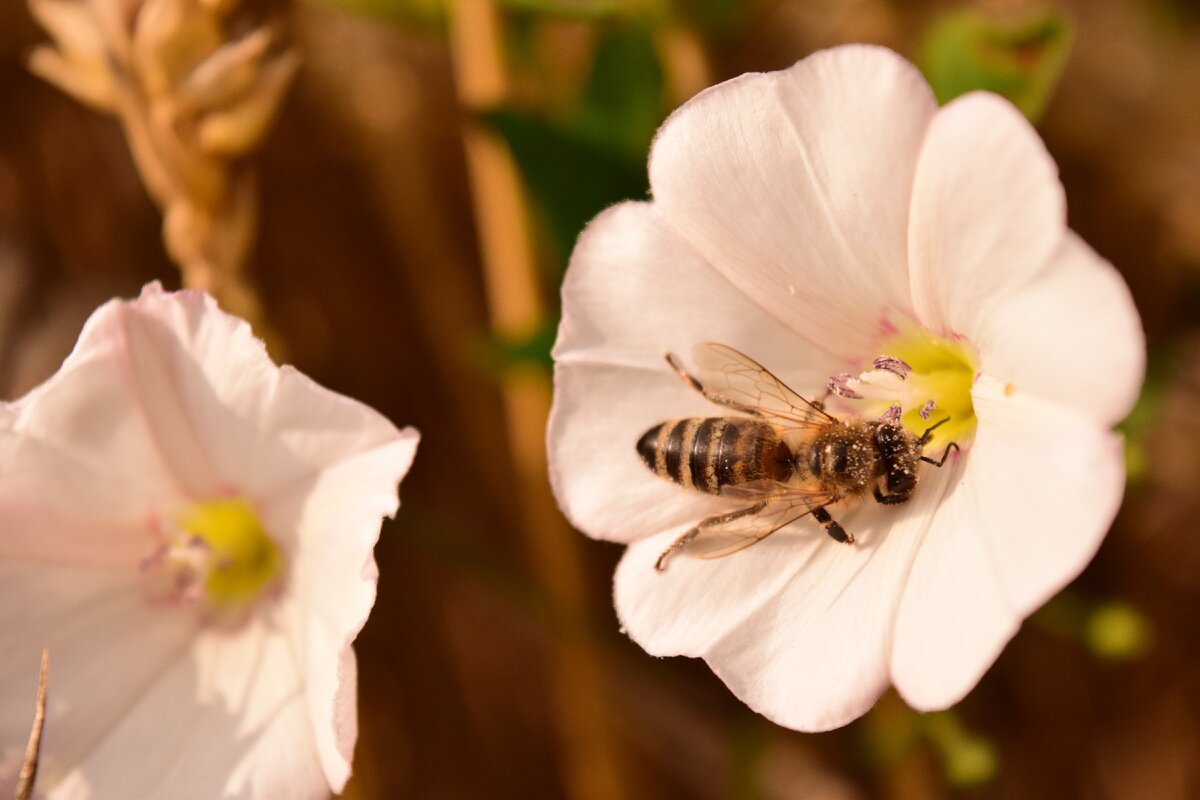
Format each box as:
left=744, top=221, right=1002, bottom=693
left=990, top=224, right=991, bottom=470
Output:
left=688, top=342, right=835, bottom=430
left=657, top=484, right=838, bottom=568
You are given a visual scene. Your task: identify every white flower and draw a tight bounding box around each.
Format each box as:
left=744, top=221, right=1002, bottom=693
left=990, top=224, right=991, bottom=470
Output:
left=0, top=284, right=418, bottom=797
left=547, top=45, right=1144, bottom=731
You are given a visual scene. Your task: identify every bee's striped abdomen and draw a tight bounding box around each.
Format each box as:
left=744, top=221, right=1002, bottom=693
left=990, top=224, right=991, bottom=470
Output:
left=636, top=418, right=792, bottom=495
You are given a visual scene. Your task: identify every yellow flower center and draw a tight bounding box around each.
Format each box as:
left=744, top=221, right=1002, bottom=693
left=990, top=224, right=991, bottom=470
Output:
left=142, top=497, right=283, bottom=617
left=836, top=326, right=979, bottom=451
left=176, top=498, right=282, bottom=608
left=881, top=328, right=978, bottom=449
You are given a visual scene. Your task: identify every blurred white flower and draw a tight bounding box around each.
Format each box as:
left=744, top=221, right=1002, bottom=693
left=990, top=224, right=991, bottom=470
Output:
left=0, top=284, right=418, bottom=797
left=547, top=45, right=1144, bottom=730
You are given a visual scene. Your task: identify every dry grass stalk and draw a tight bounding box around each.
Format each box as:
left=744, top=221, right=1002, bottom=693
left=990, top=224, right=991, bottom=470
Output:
left=26, top=0, right=298, bottom=330
left=13, top=650, right=49, bottom=800
left=448, top=2, right=627, bottom=799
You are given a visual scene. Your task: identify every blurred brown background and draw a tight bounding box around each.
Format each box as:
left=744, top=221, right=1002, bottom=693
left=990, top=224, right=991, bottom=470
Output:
left=2, top=0, right=1199, bottom=797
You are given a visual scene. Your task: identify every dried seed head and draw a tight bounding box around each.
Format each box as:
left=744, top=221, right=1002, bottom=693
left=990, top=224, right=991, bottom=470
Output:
left=26, top=0, right=297, bottom=349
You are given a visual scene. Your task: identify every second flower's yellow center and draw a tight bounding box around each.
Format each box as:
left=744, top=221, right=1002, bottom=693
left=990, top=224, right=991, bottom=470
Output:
left=143, top=497, right=283, bottom=617
left=835, top=326, right=978, bottom=450
left=176, top=498, right=282, bottom=608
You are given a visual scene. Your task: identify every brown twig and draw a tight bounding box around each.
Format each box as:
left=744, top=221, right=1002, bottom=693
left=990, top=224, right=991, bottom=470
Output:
left=26, top=0, right=295, bottom=352
left=448, top=3, right=626, bottom=799
left=14, top=650, right=49, bottom=800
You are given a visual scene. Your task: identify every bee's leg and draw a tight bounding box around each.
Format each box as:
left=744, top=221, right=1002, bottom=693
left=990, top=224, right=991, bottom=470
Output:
left=873, top=486, right=911, bottom=506
left=915, top=417, right=952, bottom=446
left=810, top=386, right=833, bottom=412
left=811, top=506, right=854, bottom=544
left=920, top=441, right=960, bottom=468
left=664, top=353, right=764, bottom=417
left=655, top=501, right=768, bottom=572
left=655, top=527, right=700, bottom=572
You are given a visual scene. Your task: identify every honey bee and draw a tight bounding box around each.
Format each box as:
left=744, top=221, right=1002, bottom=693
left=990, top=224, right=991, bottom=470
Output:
left=637, top=343, right=958, bottom=571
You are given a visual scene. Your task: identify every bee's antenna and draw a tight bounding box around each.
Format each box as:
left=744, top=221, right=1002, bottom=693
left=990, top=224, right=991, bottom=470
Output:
left=917, top=417, right=951, bottom=446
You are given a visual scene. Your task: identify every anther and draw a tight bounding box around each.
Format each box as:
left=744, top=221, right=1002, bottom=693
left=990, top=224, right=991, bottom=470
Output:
left=871, top=356, right=912, bottom=379
left=828, top=373, right=863, bottom=399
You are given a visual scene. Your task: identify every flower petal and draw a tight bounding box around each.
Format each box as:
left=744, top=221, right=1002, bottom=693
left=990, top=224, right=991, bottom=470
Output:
left=614, top=522, right=819, bottom=658
left=907, top=92, right=1067, bottom=337
left=550, top=202, right=835, bottom=543
left=550, top=364, right=729, bottom=544
left=0, top=429, right=164, bottom=566
left=287, top=429, right=419, bottom=791
left=49, top=613, right=327, bottom=799
left=44, top=283, right=415, bottom=525
left=614, top=464, right=955, bottom=731
left=698, top=464, right=955, bottom=731
left=4, top=283, right=292, bottom=506
left=969, top=231, right=1145, bottom=424
left=552, top=202, right=834, bottom=378
left=115, top=283, right=311, bottom=500
left=248, top=363, right=420, bottom=548
left=3, top=293, right=201, bottom=520
left=0, top=564, right=194, bottom=795
left=648, top=45, right=937, bottom=356
left=890, top=376, right=1125, bottom=709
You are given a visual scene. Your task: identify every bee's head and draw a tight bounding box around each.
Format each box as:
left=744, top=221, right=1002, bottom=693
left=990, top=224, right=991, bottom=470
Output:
left=885, top=462, right=917, bottom=495
left=875, top=422, right=919, bottom=496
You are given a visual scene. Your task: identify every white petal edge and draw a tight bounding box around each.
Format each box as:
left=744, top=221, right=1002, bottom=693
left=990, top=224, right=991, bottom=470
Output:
left=286, top=429, right=419, bottom=791
left=907, top=92, right=1067, bottom=337
left=969, top=231, right=1145, bottom=424
left=551, top=363, right=731, bottom=543
left=615, top=520, right=824, bottom=659
left=116, top=283, right=275, bottom=500
left=7, top=282, right=316, bottom=508
left=648, top=45, right=937, bottom=357
left=3, top=288, right=202, bottom=525
left=890, top=375, right=1126, bottom=710
left=68, top=283, right=415, bottom=512
left=550, top=202, right=836, bottom=544
left=696, top=462, right=957, bottom=731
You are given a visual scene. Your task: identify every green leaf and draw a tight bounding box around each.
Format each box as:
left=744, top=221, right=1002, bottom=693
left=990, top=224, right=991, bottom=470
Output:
left=481, top=321, right=559, bottom=374
left=670, top=0, right=760, bottom=38
left=481, top=109, right=649, bottom=270
left=573, top=25, right=664, bottom=158
left=479, top=24, right=662, bottom=271
left=917, top=10, right=1073, bottom=122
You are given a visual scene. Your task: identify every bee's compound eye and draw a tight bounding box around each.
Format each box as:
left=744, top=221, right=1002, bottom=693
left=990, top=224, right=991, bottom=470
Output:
left=636, top=423, right=664, bottom=469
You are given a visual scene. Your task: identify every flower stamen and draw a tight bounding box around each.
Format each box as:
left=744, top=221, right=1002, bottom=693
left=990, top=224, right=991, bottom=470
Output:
left=828, top=373, right=864, bottom=399
left=142, top=497, right=283, bottom=618
left=835, top=325, right=979, bottom=449
left=872, top=356, right=912, bottom=379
